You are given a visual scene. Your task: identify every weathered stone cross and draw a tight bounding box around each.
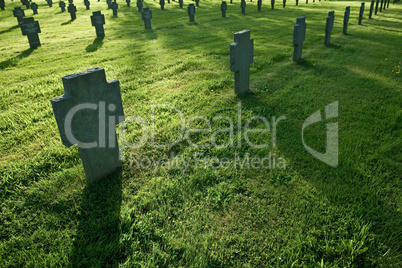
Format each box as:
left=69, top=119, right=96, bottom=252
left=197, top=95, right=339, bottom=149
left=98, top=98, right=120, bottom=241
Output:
left=324, top=11, right=335, bottom=46
left=230, top=29, right=254, bottom=94
left=292, top=16, right=306, bottom=62
left=20, top=17, right=41, bottom=49
left=51, top=68, right=125, bottom=182
left=91, top=11, right=105, bottom=38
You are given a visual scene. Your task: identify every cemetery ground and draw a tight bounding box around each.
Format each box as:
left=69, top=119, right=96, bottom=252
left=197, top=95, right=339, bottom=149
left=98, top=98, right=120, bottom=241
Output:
left=0, top=0, right=401, bottom=266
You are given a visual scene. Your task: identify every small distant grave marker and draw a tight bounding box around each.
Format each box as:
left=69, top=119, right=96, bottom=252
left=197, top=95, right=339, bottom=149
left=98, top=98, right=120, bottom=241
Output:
left=296, top=0, right=298, bottom=5
left=324, top=11, right=334, bottom=46
left=187, top=3, right=195, bottom=21
left=68, top=3, right=77, bottom=20
left=111, top=1, right=118, bottom=15
left=292, top=16, right=306, bottom=62
left=84, top=0, right=90, bottom=10
left=91, top=11, right=105, bottom=37
left=369, top=0, right=374, bottom=18
left=358, top=2, right=364, bottom=25
left=375, top=0, right=379, bottom=14
left=380, top=0, right=383, bottom=12
left=137, top=0, right=143, bottom=12
left=179, top=0, right=183, bottom=8
left=13, top=7, right=25, bottom=24
left=271, top=0, right=274, bottom=9
left=59, top=1, right=66, bottom=12
left=141, top=7, right=152, bottom=29
left=126, top=0, right=130, bottom=7
left=257, top=0, right=261, bottom=11
left=160, top=0, right=165, bottom=10
left=0, top=0, right=5, bottom=11
left=20, top=17, right=41, bottom=49
left=47, top=0, right=53, bottom=7
left=241, top=0, right=246, bottom=14
left=221, top=1, right=227, bottom=17
left=107, top=0, right=112, bottom=8
left=195, top=0, right=199, bottom=7
left=283, top=0, right=286, bottom=7
left=51, top=67, right=125, bottom=182
left=31, top=3, right=38, bottom=14
left=22, top=0, right=30, bottom=9
left=230, top=29, right=254, bottom=94
left=343, top=6, right=350, bottom=34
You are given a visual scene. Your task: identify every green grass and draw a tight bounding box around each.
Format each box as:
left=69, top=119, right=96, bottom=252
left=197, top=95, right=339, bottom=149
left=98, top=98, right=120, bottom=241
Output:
left=0, top=0, right=401, bottom=266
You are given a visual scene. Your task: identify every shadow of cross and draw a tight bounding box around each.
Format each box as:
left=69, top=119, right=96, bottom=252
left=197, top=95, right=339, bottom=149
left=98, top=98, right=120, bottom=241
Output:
left=293, top=16, right=306, bottom=62
left=230, top=29, right=254, bottom=94
left=20, top=17, right=41, bottom=49
left=50, top=68, right=125, bottom=182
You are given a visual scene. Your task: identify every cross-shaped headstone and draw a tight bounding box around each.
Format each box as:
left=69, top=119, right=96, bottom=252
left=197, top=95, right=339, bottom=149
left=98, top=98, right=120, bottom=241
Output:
left=257, top=0, right=261, bottom=11
left=84, top=0, right=90, bottom=10
left=107, top=0, right=112, bottom=8
left=292, top=16, right=306, bottom=62
left=324, top=11, right=334, bottom=46
left=91, top=11, right=105, bottom=38
left=230, top=29, right=254, bottom=94
left=271, top=0, right=274, bottom=9
left=358, top=2, right=364, bottom=25
left=160, top=0, right=165, bottom=10
left=136, top=0, right=143, bottom=12
left=343, top=6, right=350, bottom=34
left=221, top=1, right=227, bottom=17
left=111, top=1, right=118, bottom=15
left=187, top=3, right=195, bottom=21
left=283, top=0, right=286, bottom=8
left=179, top=0, right=183, bottom=8
left=13, top=7, right=25, bottom=24
left=20, top=17, right=41, bottom=49
left=195, top=0, right=199, bottom=7
left=59, top=1, right=66, bottom=12
left=0, top=0, right=5, bottom=11
left=375, top=0, right=379, bottom=14
left=47, top=0, right=53, bottom=7
left=296, top=0, right=298, bottom=5
left=31, top=3, right=38, bottom=14
left=369, top=0, right=374, bottom=19
left=240, top=0, right=246, bottom=14
left=126, top=0, right=130, bottom=7
left=68, top=4, right=77, bottom=20
left=51, top=68, right=124, bottom=182
left=141, top=7, right=152, bottom=29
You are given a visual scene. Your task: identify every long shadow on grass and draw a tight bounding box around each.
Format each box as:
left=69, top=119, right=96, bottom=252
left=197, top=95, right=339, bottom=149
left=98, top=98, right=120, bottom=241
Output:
left=70, top=168, right=125, bottom=267
left=0, top=25, right=20, bottom=35
left=0, top=48, right=34, bottom=70
left=86, top=36, right=105, bottom=52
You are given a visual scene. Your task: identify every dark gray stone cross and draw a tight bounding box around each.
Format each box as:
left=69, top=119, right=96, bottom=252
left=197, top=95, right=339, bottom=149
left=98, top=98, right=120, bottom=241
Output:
left=343, top=6, right=350, bottom=34
left=324, top=11, right=335, bottom=46
left=369, top=0, right=374, bottom=19
left=271, top=0, right=274, bottom=9
left=358, top=2, right=365, bottom=25
left=257, top=0, right=261, bottom=11
left=375, top=0, right=379, bottom=14
left=137, top=0, right=143, bottom=12
left=68, top=4, right=77, bottom=20
left=20, top=17, right=41, bottom=49
left=142, top=7, right=152, bottom=29
left=51, top=68, right=125, bottom=182
left=0, top=0, right=5, bottom=11
left=91, top=11, right=105, bottom=38
left=292, top=16, right=306, bottom=62
left=221, top=1, right=227, bottom=17
left=13, top=7, right=25, bottom=24
left=126, top=0, right=130, bottom=7
left=47, top=0, right=53, bottom=7
left=241, top=0, right=246, bottom=14
left=31, top=3, right=38, bottom=14
left=179, top=0, right=183, bottom=8
left=59, top=1, right=66, bottom=12
left=84, top=0, right=90, bottom=10
left=230, top=29, right=254, bottom=94
left=188, top=4, right=195, bottom=21
left=111, top=1, right=118, bottom=16
left=160, top=0, right=165, bottom=10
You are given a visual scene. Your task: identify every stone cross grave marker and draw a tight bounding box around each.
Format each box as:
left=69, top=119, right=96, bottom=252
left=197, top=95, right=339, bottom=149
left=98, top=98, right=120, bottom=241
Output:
left=31, top=3, right=38, bottom=14
left=343, top=6, right=350, bottom=34
left=324, top=11, right=334, bottom=46
left=68, top=3, right=77, bottom=20
left=0, top=0, right=5, bottom=11
left=126, top=0, right=130, bottom=7
left=230, top=29, right=254, bottom=94
left=137, top=0, right=143, bottom=12
left=369, top=0, right=374, bottom=18
left=51, top=67, right=125, bottom=182
left=13, top=7, right=25, bottom=24
left=375, top=0, right=379, bottom=14
left=306, top=0, right=308, bottom=4
left=195, top=0, right=199, bottom=7
left=271, top=0, right=274, bottom=9
left=160, top=0, right=165, bottom=10
left=111, top=1, right=118, bottom=15
left=47, top=0, right=53, bottom=7
left=296, top=0, right=298, bottom=5
left=91, top=11, right=105, bottom=37
left=188, top=3, right=195, bottom=21
left=20, top=17, right=41, bottom=48
left=221, top=1, right=227, bottom=17
left=257, top=0, right=261, bottom=10
left=380, top=0, right=383, bottom=12
left=59, top=1, right=66, bottom=12
left=241, top=0, right=246, bottom=14
left=142, top=7, right=152, bottom=29
left=179, top=0, right=183, bottom=8
left=292, top=16, right=306, bottom=62
left=107, top=0, right=112, bottom=8
left=283, top=0, right=286, bottom=8
left=84, top=0, right=90, bottom=10
left=358, top=2, right=364, bottom=25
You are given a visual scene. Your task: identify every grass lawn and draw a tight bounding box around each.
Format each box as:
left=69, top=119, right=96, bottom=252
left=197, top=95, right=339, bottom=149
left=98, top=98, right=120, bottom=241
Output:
left=0, top=0, right=401, bottom=266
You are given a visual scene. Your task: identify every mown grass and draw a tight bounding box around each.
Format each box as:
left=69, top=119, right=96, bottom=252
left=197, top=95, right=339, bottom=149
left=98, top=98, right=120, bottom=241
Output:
left=0, top=0, right=401, bottom=266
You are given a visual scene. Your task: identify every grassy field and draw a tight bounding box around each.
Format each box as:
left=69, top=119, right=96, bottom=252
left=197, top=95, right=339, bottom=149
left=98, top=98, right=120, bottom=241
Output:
left=0, top=0, right=401, bottom=266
